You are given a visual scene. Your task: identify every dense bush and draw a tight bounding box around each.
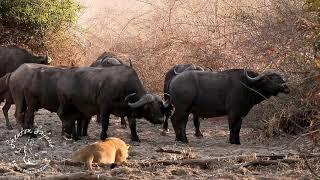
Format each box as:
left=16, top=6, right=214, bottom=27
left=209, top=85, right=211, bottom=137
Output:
left=0, top=0, right=80, bottom=36
left=306, top=0, right=320, bottom=12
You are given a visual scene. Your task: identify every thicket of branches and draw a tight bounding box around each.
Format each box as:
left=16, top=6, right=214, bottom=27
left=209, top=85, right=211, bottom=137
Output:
left=80, top=0, right=320, bottom=141
left=0, top=0, right=319, bottom=142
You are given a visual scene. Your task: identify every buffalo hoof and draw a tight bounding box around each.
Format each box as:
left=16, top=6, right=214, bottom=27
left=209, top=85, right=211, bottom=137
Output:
left=160, top=129, right=169, bottom=136
left=175, top=137, right=188, bottom=144
left=120, top=124, right=127, bottom=129
left=6, top=124, right=13, bottom=130
left=110, top=163, right=118, bottom=169
left=194, top=131, right=203, bottom=138
left=100, top=133, right=108, bottom=141
left=131, top=136, right=141, bottom=143
left=73, top=137, right=81, bottom=141
left=174, top=141, right=190, bottom=147
left=229, top=139, right=241, bottom=145
left=30, top=134, right=37, bottom=139
left=131, top=141, right=140, bottom=146
left=62, top=135, right=73, bottom=141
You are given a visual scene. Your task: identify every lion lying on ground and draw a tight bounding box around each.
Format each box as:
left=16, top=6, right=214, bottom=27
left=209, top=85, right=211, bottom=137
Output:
left=71, top=137, right=130, bottom=171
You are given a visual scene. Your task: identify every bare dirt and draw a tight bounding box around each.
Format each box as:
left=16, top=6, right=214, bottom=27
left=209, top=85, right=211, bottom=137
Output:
left=0, top=105, right=318, bottom=179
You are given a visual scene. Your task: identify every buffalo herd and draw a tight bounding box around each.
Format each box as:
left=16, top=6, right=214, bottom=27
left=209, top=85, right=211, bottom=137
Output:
left=0, top=47, right=290, bottom=145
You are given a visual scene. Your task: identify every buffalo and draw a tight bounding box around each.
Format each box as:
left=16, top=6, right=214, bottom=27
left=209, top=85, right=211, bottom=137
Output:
left=8, top=64, right=68, bottom=131
left=56, top=65, right=169, bottom=141
left=168, top=69, right=289, bottom=144
left=162, top=64, right=205, bottom=137
left=90, top=51, right=133, bottom=128
left=0, top=47, right=51, bottom=129
left=8, top=64, right=92, bottom=139
left=90, top=51, right=132, bottom=68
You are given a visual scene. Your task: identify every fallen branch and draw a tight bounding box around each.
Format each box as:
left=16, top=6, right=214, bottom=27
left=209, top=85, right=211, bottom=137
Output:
left=49, top=160, right=112, bottom=169
left=40, top=172, right=126, bottom=180
left=297, top=148, right=320, bottom=179
left=242, top=159, right=300, bottom=167
left=300, top=154, right=320, bottom=179
left=50, top=153, right=320, bottom=170
left=0, top=166, right=13, bottom=173
left=126, top=157, right=302, bottom=170
left=156, top=147, right=184, bottom=154
left=224, top=159, right=301, bottom=172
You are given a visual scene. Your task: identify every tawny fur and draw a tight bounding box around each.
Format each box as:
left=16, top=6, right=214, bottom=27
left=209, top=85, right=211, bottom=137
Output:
left=71, top=137, right=130, bottom=171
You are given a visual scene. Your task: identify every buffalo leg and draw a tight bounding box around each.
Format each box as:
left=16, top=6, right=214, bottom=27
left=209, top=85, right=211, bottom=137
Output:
left=100, top=111, right=110, bottom=140
left=70, top=111, right=85, bottom=140
left=24, top=107, right=38, bottom=138
left=66, top=113, right=79, bottom=141
left=96, top=113, right=101, bottom=124
left=81, top=117, right=90, bottom=136
left=171, top=111, right=189, bottom=143
left=228, top=115, right=242, bottom=145
left=24, top=94, right=37, bottom=131
left=162, top=113, right=170, bottom=134
left=3, top=101, right=13, bottom=130
left=120, top=116, right=127, bottom=129
left=14, top=96, right=27, bottom=129
left=162, top=105, right=173, bottom=134
left=24, top=93, right=39, bottom=138
left=193, top=115, right=203, bottom=138
left=24, top=93, right=39, bottom=132
left=67, top=116, right=77, bottom=141
left=128, top=117, right=140, bottom=142
left=24, top=108, right=35, bottom=130
left=57, top=104, right=80, bottom=140
left=76, top=119, right=82, bottom=137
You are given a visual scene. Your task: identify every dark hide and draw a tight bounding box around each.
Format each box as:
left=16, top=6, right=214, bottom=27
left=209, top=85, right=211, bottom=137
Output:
left=0, top=47, right=50, bottom=129
left=162, top=64, right=205, bottom=137
left=169, top=69, right=289, bottom=144
left=56, top=66, right=167, bottom=142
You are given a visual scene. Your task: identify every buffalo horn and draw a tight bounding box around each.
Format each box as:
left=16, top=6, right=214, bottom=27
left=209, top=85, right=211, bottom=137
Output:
left=207, top=67, right=213, bottom=71
left=196, top=66, right=205, bottom=71
left=184, top=64, right=197, bottom=71
left=173, top=66, right=180, bottom=75
left=124, top=93, right=136, bottom=103
left=244, top=69, right=263, bottom=82
left=47, top=56, right=53, bottom=64
left=128, top=94, right=155, bottom=108
left=45, top=51, right=53, bottom=64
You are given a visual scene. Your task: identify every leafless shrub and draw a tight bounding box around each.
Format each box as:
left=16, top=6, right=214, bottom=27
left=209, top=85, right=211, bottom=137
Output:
left=231, top=0, right=320, bottom=145
left=68, top=0, right=319, bottom=144
left=3, top=0, right=319, bottom=143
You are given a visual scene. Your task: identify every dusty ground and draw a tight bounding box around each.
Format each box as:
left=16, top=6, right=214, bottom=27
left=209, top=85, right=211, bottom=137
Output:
left=0, top=105, right=318, bottom=179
